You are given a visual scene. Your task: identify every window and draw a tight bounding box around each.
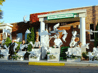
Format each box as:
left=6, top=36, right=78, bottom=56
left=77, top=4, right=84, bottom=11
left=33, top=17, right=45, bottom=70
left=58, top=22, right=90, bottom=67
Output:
left=90, top=24, right=94, bottom=41
left=17, top=33, right=22, bottom=42
left=25, top=33, right=28, bottom=43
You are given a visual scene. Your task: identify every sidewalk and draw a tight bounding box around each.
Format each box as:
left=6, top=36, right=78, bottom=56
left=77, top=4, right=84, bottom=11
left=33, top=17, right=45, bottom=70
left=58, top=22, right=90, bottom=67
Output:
left=0, top=60, right=98, bottom=66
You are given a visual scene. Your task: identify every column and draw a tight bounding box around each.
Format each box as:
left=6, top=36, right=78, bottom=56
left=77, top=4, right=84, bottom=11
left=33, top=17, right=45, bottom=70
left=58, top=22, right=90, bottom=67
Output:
left=5, top=28, right=7, bottom=38
left=80, top=17, right=86, bottom=45
left=46, top=24, right=49, bottom=47
left=39, top=18, right=45, bottom=45
left=10, top=29, right=12, bottom=40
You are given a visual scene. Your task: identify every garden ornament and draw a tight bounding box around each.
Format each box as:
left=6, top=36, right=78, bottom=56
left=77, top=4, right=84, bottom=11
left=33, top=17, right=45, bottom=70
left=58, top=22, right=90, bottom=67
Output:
left=14, top=38, right=20, bottom=42
left=87, top=52, right=94, bottom=60
left=29, top=41, right=34, bottom=47
left=25, top=29, right=31, bottom=33
left=53, top=23, right=60, bottom=30
left=69, top=31, right=77, bottom=47
left=92, top=47, right=98, bottom=57
left=23, top=15, right=27, bottom=23
left=62, top=30, right=68, bottom=42
left=72, top=31, right=77, bottom=36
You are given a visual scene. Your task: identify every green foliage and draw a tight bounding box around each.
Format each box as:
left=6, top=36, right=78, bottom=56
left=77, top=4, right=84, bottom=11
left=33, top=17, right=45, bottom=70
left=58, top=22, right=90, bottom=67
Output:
left=94, top=23, right=98, bottom=47
left=30, top=55, right=37, bottom=59
left=47, top=52, right=50, bottom=54
left=67, top=54, right=81, bottom=59
left=27, top=27, right=35, bottom=44
left=82, top=52, right=88, bottom=60
left=15, top=42, right=22, bottom=52
left=60, top=46, right=69, bottom=60
left=27, top=27, right=35, bottom=51
left=3, top=37, right=12, bottom=47
left=49, top=55, right=56, bottom=59
left=27, top=44, right=32, bottom=52
left=0, top=0, right=5, bottom=5
left=0, top=54, right=4, bottom=58
left=12, top=54, right=18, bottom=60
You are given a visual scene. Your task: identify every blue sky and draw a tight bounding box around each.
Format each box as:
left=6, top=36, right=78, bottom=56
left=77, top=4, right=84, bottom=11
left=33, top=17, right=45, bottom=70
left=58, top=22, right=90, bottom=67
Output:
left=0, top=0, right=98, bottom=23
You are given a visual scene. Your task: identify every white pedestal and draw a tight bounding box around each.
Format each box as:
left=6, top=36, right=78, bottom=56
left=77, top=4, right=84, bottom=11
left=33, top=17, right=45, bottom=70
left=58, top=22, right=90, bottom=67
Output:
left=17, top=57, right=24, bottom=61
left=67, top=58, right=81, bottom=62
left=0, top=55, right=9, bottom=60
left=29, top=57, right=40, bottom=61
left=47, top=54, right=60, bottom=62
left=89, top=60, right=98, bottom=63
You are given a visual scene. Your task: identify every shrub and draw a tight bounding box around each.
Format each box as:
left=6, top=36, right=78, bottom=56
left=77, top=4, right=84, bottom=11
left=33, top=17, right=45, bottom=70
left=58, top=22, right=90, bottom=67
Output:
left=3, top=37, right=12, bottom=47
left=15, top=42, right=22, bottom=52
left=27, top=27, right=35, bottom=44
left=27, top=44, right=32, bottom=52
left=82, top=52, right=88, bottom=60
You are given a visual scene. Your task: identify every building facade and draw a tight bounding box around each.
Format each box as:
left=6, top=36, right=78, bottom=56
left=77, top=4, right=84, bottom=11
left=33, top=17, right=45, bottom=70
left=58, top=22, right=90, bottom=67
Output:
left=11, top=5, right=98, bottom=52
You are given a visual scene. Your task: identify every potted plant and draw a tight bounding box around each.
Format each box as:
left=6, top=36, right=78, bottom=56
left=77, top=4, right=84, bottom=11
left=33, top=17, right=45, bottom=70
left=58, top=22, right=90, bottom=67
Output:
left=30, top=54, right=37, bottom=59
left=29, top=53, right=39, bottom=61
left=49, top=55, right=56, bottom=59
left=47, top=54, right=59, bottom=61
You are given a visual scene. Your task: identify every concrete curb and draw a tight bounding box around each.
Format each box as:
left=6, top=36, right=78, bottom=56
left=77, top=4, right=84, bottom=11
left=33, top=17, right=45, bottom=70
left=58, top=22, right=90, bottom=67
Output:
left=0, top=60, right=98, bottom=66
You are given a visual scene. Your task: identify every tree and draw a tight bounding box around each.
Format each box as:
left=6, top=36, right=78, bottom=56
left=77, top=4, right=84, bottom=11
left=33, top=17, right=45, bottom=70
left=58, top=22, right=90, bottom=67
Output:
left=27, top=27, right=35, bottom=44
left=3, top=37, right=12, bottom=47
left=27, top=27, right=35, bottom=52
left=0, top=0, right=5, bottom=6
left=0, top=0, right=5, bottom=19
left=94, top=23, right=98, bottom=47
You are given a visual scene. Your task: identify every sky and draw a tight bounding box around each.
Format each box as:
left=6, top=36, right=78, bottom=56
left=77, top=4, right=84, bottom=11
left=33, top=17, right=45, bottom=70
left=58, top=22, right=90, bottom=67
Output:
left=0, top=0, right=98, bottom=23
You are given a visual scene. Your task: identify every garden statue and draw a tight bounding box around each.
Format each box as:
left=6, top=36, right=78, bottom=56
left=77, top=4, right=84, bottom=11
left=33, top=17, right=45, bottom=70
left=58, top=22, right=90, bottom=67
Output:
left=87, top=52, right=94, bottom=61
left=23, top=15, right=27, bottom=23
left=62, top=30, right=68, bottom=42
left=20, top=40, right=28, bottom=51
left=69, top=31, right=77, bottom=47
left=54, top=35, right=63, bottom=48
left=49, top=23, right=63, bottom=35
left=14, top=38, right=20, bottom=42
left=8, top=39, right=18, bottom=59
left=33, top=38, right=40, bottom=49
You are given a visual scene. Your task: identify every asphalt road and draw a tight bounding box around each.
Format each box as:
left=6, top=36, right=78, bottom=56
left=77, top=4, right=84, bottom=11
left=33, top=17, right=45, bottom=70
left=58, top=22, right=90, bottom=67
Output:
left=0, top=62, right=98, bottom=73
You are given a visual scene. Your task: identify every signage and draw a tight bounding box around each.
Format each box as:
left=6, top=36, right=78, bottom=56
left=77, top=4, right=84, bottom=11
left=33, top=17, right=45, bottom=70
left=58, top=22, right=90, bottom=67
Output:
left=47, top=13, right=75, bottom=20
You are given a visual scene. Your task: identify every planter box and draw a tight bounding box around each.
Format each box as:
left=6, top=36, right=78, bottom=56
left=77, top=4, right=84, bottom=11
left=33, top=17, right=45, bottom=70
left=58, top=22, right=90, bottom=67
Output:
left=47, top=54, right=60, bottom=62
left=0, top=55, right=9, bottom=60
left=67, top=58, right=81, bottom=62
left=89, top=60, right=98, bottom=63
left=29, top=57, right=40, bottom=61
left=17, top=57, right=24, bottom=61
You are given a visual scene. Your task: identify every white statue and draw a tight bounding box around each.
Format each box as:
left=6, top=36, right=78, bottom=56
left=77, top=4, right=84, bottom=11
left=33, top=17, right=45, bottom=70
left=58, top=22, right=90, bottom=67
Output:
left=53, top=23, right=60, bottom=30
left=69, top=31, right=77, bottom=47
left=54, top=35, right=63, bottom=48
left=72, top=31, right=77, bottom=37
left=14, top=38, right=20, bottom=42
left=23, top=15, right=27, bottom=23
left=62, top=30, right=68, bottom=42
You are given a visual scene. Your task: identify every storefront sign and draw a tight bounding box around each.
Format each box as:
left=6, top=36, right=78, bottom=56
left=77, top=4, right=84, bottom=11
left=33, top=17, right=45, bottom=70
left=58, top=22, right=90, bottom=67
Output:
left=47, top=13, right=75, bottom=20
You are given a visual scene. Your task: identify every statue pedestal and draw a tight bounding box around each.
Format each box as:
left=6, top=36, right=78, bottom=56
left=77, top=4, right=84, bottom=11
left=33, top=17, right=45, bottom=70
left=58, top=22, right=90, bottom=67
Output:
left=67, top=58, right=81, bottom=62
